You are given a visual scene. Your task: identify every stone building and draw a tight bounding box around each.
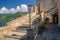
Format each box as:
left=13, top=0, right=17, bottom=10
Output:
left=34, top=0, right=60, bottom=24
left=57, top=0, right=60, bottom=25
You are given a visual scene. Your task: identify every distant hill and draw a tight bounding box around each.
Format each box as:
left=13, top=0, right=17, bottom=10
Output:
left=0, top=12, right=28, bottom=27
left=0, top=14, right=9, bottom=18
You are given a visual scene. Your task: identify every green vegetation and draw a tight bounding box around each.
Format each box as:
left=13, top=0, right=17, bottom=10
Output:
left=0, top=12, right=28, bottom=27
left=40, top=23, right=46, bottom=29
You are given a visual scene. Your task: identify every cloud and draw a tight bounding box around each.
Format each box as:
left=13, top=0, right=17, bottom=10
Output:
left=0, top=4, right=28, bottom=14
left=0, top=7, right=9, bottom=14
left=9, top=8, right=16, bottom=14
left=20, top=4, right=28, bottom=12
left=16, top=6, right=20, bottom=12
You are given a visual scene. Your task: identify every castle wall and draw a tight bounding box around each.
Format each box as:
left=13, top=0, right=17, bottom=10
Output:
left=57, top=0, right=60, bottom=25
left=36, top=0, right=59, bottom=24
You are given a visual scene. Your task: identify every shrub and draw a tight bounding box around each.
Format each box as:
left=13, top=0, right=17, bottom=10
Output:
left=40, top=23, right=46, bottom=29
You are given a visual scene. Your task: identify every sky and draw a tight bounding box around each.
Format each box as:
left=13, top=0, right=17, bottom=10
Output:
left=0, top=0, right=36, bottom=8
left=0, top=0, right=36, bottom=14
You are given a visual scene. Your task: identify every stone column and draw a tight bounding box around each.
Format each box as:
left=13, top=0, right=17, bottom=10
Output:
left=41, top=12, right=45, bottom=22
left=35, top=0, right=40, bottom=15
left=35, top=5, right=39, bottom=14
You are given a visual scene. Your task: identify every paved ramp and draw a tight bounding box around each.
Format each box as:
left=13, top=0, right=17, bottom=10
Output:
left=0, top=12, right=39, bottom=36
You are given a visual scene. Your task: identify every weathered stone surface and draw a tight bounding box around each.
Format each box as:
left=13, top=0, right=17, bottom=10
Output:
left=36, top=25, right=60, bottom=40
left=0, top=12, right=39, bottom=36
left=57, top=0, right=60, bottom=25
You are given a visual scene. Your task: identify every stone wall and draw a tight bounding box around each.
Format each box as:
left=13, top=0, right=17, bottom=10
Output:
left=35, top=0, right=59, bottom=23
left=57, top=0, right=60, bottom=25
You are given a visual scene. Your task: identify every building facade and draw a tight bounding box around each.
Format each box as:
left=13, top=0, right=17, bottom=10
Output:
left=35, top=0, right=59, bottom=24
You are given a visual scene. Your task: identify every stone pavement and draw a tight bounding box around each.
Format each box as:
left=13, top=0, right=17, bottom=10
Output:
left=36, top=24, right=60, bottom=40
left=0, top=26, right=28, bottom=40
left=0, top=36, right=18, bottom=40
left=0, top=12, right=39, bottom=36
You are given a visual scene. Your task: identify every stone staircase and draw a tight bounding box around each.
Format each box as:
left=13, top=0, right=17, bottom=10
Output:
left=0, top=12, right=39, bottom=37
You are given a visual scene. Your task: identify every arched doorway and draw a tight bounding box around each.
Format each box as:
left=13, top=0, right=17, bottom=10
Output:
left=53, top=11, right=58, bottom=24
left=45, top=18, right=49, bottom=24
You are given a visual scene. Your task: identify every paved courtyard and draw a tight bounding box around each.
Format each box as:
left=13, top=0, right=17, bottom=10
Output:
left=0, top=24, right=60, bottom=40
left=36, top=24, right=60, bottom=40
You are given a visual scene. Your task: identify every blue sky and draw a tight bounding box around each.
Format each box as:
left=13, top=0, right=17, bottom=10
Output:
left=0, top=0, right=36, bottom=9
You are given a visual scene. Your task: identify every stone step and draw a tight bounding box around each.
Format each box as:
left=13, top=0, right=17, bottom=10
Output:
left=12, top=30, right=27, bottom=33
left=4, top=31, right=27, bottom=39
left=4, top=34, right=25, bottom=39
left=15, top=26, right=29, bottom=31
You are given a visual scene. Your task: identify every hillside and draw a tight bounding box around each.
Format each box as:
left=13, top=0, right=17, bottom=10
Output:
left=0, top=12, right=28, bottom=27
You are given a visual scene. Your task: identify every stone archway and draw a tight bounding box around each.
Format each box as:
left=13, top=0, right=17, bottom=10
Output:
left=35, top=0, right=59, bottom=24
left=53, top=11, right=58, bottom=24
left=45, top=18, right=49, bottom=24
